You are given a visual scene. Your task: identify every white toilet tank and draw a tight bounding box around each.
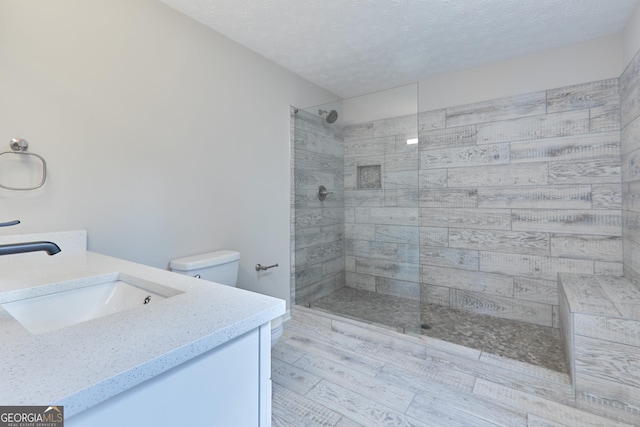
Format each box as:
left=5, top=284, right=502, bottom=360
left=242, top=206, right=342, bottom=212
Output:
left=169, top=250, right=240, bottom=286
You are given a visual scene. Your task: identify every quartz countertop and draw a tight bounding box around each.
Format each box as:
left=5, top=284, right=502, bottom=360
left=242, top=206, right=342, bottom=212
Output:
left=0, top=239, right=285, bottom=417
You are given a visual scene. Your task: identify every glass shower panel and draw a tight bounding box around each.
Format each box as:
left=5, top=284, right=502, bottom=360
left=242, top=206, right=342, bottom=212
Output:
left=291, top=101, right=346, bottom=307
left=291, top=84, right=420, bottom=334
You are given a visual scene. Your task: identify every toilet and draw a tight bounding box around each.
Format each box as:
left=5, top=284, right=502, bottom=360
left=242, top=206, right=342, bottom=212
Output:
left=169, top=250, right=283, bottom=347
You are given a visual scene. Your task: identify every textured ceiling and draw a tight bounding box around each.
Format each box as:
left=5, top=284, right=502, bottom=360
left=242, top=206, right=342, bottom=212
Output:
left=158, top=0, right=639, bottom=98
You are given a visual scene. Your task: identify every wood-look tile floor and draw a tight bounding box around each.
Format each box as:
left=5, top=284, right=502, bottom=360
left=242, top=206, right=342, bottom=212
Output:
left=271, top=306, right=632, bottom=427
left=309, top=287, right=567, bottom=373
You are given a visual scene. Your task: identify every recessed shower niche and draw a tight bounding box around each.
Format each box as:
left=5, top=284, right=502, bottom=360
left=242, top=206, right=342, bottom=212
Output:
left=357, top=165, right=382, bottom=189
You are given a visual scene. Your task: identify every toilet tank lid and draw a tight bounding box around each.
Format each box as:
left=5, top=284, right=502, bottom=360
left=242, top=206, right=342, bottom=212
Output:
left=170, top=250, right=240, bottom=271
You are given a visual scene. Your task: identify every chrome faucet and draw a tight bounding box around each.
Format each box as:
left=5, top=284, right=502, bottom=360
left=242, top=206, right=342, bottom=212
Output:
left=0, top=241, right=61, bottom=256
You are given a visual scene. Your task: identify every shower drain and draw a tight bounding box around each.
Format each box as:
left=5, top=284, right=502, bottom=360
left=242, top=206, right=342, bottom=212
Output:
left=421, top=323, right=432, bottom=330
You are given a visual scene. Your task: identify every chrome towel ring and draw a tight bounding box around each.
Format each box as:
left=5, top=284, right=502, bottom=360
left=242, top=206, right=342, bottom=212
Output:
left=0, top=139, right=47, bottom=190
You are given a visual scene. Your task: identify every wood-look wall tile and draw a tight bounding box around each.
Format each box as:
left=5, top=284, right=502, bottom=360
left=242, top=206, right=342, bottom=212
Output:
left=373, top=114, right=418, bottom=138
left=347, top=240, right=419, bottom=264
left=592, top=184, right=622, bottom=209
left=446, top=91, right=546, bottom=127
left=295, top=273, right=345, bottom=304
left=477, top=185, right=592, bottom=209
left=375, top=276, right=420, bottom=300
left=550, top=234, right=622, bottom=262
left=549, top=158, right=621, bottom=184
left=355, top=207, right=419, bottom=226
left=421, top=266, right=514, bottom=296
left=344, top=189, right=385, bottom=207
left=421, top=208, right=512, bottom=230
left=623, top=211, right=640, bottom=246
left=345, top=271, right=376, bottom=292
left=294, top=166, right=343, bottom=191
left=420, top=246, right=479, bottom=271
left=420, top=124, right=477, bottom=150
left=421, top=143, right=510, bottom=168
left=594, top=261, right=624, bottom=276
left=295, top=207, right=344, bottom=228
left=622, top=149, right=640, bottom=183
left=384, top=151, right=419, bottom=172
left=394, top=188, right=419, bottom=207
left=296, top=224, right=344, bottom=250
left=419, top=168, right=448, bottom=188
left=479, top=252, right=594, bottom=281
left=450, top=290, right=553, bottom=326
left=343, top=136, right=388, bottom=157
left=625, top=229, right=640, bottom=272
left=477, top=110, right=590, bottom=145
left=510, top=131, right=620, bottom=164
left=419, top=109, right=447, bottom=132
left=558, top=274, right=620, bottom=316
left=343, top=122, right=374, bottom=140
left=621, top=50, right=640, bottom=96
left=513, top=277, right=559, bottom=306
left=354, top=256, right=420, bottom=282
left=449, top=229, right=550, bottom=256
left=447, top=163, right=548, bottom=188
left=345, top=223, right=376, bottom=241
left=296, top=240, right=343, bottom=269
left=419, top=227, right=449, bottom=247
left=384, top=170, right=419, bottom=189
left=420, top=188, right=478, bottom=208
left=295, top=147, right=343, bottom=172
left=546, top=79, right=619, bottom=114
left=374, top=224, right=420, bottom=244
left=293, top=127, right=344, bottom=157
left=573, top=313, right=640, bottom=347
left=421, top=283, right=451, bottom=306
left=621, top=115, right=640, bottom=156
left=512, top=209, right=622, bottom=236
left=623, top=181, right=640, bottom=212
left=621, top=83, right=640, bottom=129
left=591, top=104, right=621, bottom=132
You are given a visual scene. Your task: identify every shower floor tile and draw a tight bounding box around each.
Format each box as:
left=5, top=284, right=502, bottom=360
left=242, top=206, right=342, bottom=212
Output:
left=308, top=287, right=567, bottom=373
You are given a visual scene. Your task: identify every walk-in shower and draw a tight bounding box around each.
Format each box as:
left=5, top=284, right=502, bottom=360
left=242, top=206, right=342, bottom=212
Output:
left=290, top=80, right=621, bottom=372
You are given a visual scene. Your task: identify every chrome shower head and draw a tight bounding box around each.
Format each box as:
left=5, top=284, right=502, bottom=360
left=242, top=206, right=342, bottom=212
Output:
left=318, top=109, right=338, bottom=124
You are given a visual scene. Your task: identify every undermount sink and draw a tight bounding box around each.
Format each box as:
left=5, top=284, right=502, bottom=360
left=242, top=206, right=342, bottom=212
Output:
left=1, top=273, right=183, bottom=334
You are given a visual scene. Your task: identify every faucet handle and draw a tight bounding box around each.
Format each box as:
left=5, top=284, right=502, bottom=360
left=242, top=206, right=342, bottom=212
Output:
left=0, top=220, right=20, bottom=227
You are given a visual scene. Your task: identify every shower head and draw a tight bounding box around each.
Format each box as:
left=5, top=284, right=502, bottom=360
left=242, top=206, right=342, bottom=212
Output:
left=318, top=109, right=338, bottom=124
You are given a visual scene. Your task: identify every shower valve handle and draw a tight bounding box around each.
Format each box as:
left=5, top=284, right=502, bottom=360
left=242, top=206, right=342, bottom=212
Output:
left=318, top=185, right=333, bottom=201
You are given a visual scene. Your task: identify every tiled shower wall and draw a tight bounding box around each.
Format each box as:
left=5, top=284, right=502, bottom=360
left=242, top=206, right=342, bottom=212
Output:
left=621, top=49, right=640, bottom=286
left=292, top=109, right=345, bottom=305
left=343, top=79, right=623, bottom=327
left=343, top=116, right=421, bottom=304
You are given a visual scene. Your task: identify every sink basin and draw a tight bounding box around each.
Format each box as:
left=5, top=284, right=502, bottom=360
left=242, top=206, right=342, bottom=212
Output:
left=1, top=273, right=183, bottom=334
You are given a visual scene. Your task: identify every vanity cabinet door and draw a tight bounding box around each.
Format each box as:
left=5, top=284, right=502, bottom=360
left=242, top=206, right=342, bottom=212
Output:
left=66, top=327, right=262, bottom=426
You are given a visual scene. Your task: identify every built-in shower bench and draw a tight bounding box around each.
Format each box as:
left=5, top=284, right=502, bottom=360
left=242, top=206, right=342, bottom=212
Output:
left=558, top=273, right=640, bottom=424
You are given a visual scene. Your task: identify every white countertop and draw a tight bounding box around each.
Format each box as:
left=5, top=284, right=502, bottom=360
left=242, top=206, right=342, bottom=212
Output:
left=0, top=232, right=285, bottom=417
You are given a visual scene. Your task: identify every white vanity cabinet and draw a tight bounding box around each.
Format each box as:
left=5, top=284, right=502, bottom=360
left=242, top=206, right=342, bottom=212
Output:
left=0, top=232, right=284, bottom=427
left=66, top=323, right=272, bottom=427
